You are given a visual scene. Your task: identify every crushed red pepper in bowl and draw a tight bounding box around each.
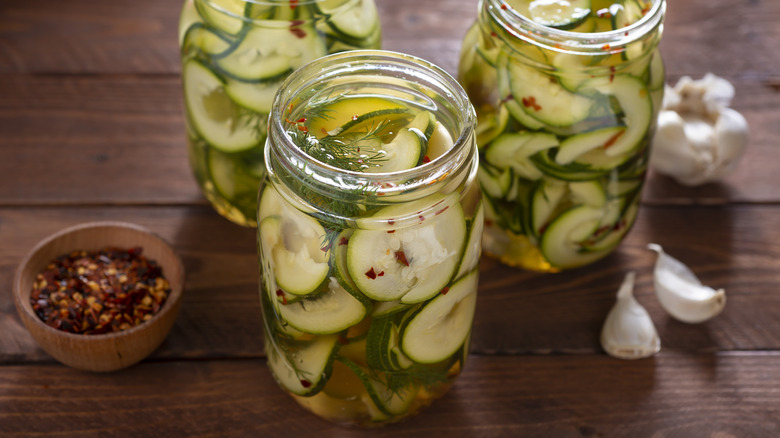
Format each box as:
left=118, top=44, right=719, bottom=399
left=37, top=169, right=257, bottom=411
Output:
left=30, top=246, right=170, bottom=335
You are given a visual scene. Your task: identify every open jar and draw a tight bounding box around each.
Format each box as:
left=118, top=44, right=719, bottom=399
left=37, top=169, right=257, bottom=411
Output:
left=257, top=50, right=481, bottom=426
left=179, top=0, right=381, bottom=227
left=458, top=0, right=666, bottom=272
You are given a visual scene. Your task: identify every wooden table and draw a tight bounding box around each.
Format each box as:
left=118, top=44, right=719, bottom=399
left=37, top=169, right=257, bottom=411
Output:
left=2, top=0, right=779, bottom=436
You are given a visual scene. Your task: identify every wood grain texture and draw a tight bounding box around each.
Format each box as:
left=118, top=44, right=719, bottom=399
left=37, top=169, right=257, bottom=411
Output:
left=3, top=204, right=779, bottom=363
left=1, top=354, right=778, bottom=437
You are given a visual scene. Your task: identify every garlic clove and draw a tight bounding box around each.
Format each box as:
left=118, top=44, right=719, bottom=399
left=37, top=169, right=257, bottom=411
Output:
left=600, top=271, right=661, bottom=360
left=648, top=243, right=726, bottom=323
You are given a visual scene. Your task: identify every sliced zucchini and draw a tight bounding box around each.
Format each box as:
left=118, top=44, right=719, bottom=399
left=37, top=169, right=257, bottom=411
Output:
left=348, top=193, right=467, bottom=303
left=371, top=300, right=414, bottom=317
left=338, top=357, right=415, bottom=419
left=478, top=165, right=513, bottom=199
left=215, top=25, right=326, bottom=82
left=555, top=126, right=628, bottom=165
left=454, top=202, right=484, bottom=280
left=580, top=75, right=651, bottom=156
left=508, top=61, right=596, bottom=127
left=475, top=105, right=509, bottom=148
left=366, top=311, right=415, bottom=372
left=528, top=0, right=591, bottom=29
left=266, top=335, right=339, bottom=396
left=611, top=0, right=645, bottom=30
left=279, top=277, right=368, bottom=334
left=307, top=97, right=410, bottom=137
left=320, top=0, right=380, bottom=40
left=539, top=205, right=607, bottom=269
left=496, top=54, right=545, bottom=130
left=258, top=187, right=330, bottom=295
left=207, top=146, right=263, bottom=202
left=531, top=179, right=567, bottom=236
left=401, top=270, right=478, bottom=364
left=224, top=76, right=279, bottom=114
left=363, top=112, right=434, bottom=173
left=195, top=0, right=247, bottom=35
left=485, top=132, right=559, bottom=180
left=182, top=59, right=260, bottom=152
left=181, top=22, right=232, bottom=56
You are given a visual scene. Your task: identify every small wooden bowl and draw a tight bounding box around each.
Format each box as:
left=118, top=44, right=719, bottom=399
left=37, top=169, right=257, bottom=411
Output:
left=13, top=221, right=185, bottom=372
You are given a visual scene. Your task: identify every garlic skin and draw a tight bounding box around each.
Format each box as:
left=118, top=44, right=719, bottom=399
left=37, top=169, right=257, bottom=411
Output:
left=650, top=73, right=749, bottom=186
left=648, top=243, right=726, bottom=323
left=601, top=271, right=661, bottom=360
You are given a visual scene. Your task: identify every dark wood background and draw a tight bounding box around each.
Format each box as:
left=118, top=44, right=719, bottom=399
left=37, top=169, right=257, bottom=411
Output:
left=1, top=0, right=779, bottom=436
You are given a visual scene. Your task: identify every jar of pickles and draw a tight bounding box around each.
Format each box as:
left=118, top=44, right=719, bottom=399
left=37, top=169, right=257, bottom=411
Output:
left=458, top=0, right=665, bottom=271
left=257, top=51, right=481, bottom=426
left=179, top=0, right=381, bottom=227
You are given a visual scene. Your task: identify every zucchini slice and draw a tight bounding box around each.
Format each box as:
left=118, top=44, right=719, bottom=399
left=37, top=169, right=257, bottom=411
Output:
left=555, top=126, right=628, bottom=165
left=182, top=59, right=261, bottom=152
left=454, top=202, right=484, bottom=281
left=348, top=193, right=467, bottom=303
left=215, top=25, right=326, bottom=82
left=266, top=335, right=339, bottom=396
left=401, top=270, right=478, bottom=364
left=527, top=0, right=591, bottom=29
left=485, top=132, right=559, bottom=180
left=320, top=0, right=380, bottom=40
left=195, top=0, right=247, bottom=35
left=580, top=75, right=652, bottom=157
left=258, top=187, right=330, bottom=296
left=539, top=205, right=607, bottom=269
left=279, top=277, right=368, bottom=335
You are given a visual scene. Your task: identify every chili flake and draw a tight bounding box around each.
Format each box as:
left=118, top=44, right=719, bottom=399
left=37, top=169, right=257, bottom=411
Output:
left=29, top=247, right=170, bottom=335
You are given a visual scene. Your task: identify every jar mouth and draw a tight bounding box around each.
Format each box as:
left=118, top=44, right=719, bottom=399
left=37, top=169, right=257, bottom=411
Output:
left=486, top=0, right=666, bottom=54
left=267, top=50, right=477, bottom=198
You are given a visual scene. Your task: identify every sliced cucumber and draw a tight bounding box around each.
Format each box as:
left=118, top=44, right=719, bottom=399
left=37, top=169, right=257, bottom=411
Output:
left=455, top=202, right=484, bottom=280
left=348, top=193, right=467, bottom=303
left=258, top=187, right=330, bottom=295
left=267, top=335, right=338, bottom=396
left=401, top=270, right=478, bottom=364
left=475, top=105, right=509, bottom=148
left=363, top=112, right=429, bottom=173
left=580, top=75, right=651, bottom=156
left=532, top=148, right=614, bottom=181
left=508, top=61, right=595, bottom=127
left=478, top=165, right=513, bottom=199
left=207, top=146, right=263, bottom=202
left=527, top=0, right=591, bottom=29
left=182, top=59, right=261, bottom=152
left=279, top=277, right=368, bottom=334
left=308, top=98, right=410, bottom=137
left=485, top=132, right=559, bottom=180
left=569, top=180, right=607, bottom=207
left=496, top=54, right=545, bottom=130
left=215, top=25, right=326, bottom=81
left=555, top=126, right=627, bottom=165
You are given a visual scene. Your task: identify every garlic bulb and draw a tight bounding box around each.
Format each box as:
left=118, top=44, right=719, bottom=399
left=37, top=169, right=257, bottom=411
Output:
left=648, top=243, right=726, bottom=323
left=601, top=271, right=660, bottom=360
left=650, top=73, right=749, bottom=186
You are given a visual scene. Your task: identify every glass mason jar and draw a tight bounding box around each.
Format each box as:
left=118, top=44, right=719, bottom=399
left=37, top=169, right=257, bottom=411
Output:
left=257, top=50, right=481, bottom=426
left=458, top=0, right=665, bottom=272
left=178, top=0, right=382, bottom=227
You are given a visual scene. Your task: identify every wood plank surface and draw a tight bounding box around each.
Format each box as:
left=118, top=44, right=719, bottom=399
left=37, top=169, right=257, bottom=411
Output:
left=1, top=354, right=779, bottom=437
left=3, top=203, right=779, bottom=363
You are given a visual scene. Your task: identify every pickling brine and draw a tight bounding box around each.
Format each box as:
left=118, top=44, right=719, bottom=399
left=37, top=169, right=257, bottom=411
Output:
left=258, top=51, right=481, bottom=426
left=179, top=0, right=381, bottom=227
left=458, top=0, right=666, bottom=271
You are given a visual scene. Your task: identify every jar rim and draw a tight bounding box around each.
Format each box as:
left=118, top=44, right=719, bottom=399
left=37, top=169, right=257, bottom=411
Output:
left=484, top=0, right=666, bottom=54
left=266, top=49, right=477, bottom=198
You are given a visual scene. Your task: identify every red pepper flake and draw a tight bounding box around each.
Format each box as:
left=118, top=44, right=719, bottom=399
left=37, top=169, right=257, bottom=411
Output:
left=275, top=289, right=288, bottom=305
left=296, top=117, right=307, bottom=124
left=365, top=268, right=378, bottom=279
left=490, top=31, right=498, bottom=38
left=500, top=3, right=508, bottom=9
left=485, top=218, right=494, bottom=227
left=609, top=65, right=616, bottom=83
left=625, top=31, right=630, bottom=37
left=395, top=250, right=410, bottom=267
left=596, top=8, right=611, bottom=18
left=377, top=271, right=385, bottom=277
left=440, top=287, right=450, bottom=295
left=337, top=336, right=349, bottom=345
left=387, top=230, right=396, bottom=234
left=435, top=206, right=450, bottom=216
left=300, top=379, right=312, bottom=388
left=418, top=215, right=426, bottom=222
left=521, top=96, right=542, bottom=112
left=297, top=125, right=308, bottom=133
left=290, top=21, right=307, bottom=39
left=352, top=114, right=359, bottom=121
left=388, top=219, right=395, bottom=225
left=338, top=237, right=349, bottom=246
left=603, top=130, right=625, bottom=150
left=601, top=44, right=611, bottom=51
left=29, top=247, right=170, bottom=335
left=422, top=155, right=431, bottom=163
left=290, top=0, right=298, bottom=9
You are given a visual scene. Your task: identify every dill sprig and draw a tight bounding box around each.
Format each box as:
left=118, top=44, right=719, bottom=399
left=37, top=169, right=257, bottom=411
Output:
left=288, top=120, right=392, bottom=172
